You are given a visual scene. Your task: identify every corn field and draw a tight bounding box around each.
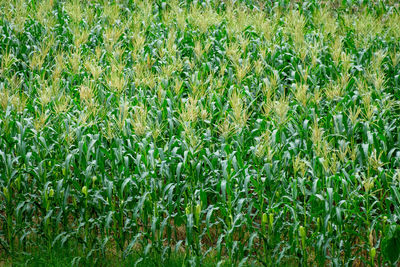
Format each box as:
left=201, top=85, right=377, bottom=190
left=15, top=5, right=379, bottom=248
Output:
left=1, top=0, right=400, bottom=266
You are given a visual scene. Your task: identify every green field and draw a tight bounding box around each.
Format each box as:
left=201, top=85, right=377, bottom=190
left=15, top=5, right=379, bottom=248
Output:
left=1, top=0, right=400, bottom=266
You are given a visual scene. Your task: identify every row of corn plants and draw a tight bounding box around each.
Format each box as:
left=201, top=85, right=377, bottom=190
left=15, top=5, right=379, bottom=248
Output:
left=1, top=0, right=400, bottom=266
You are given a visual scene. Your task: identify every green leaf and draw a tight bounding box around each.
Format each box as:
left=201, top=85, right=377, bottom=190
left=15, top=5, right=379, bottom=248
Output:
left=382, top=225, right=400, bottom=263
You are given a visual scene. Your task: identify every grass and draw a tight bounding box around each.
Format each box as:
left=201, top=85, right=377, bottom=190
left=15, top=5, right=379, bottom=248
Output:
left=1, top=0, right=400, bottom=266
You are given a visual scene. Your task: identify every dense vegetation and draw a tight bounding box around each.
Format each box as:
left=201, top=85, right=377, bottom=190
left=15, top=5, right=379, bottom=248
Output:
left=1, top=0, right=400, bottom=266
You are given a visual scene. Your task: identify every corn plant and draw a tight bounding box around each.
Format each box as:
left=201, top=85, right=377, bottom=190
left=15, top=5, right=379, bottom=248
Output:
left=1, top=0, right=400, bottom=266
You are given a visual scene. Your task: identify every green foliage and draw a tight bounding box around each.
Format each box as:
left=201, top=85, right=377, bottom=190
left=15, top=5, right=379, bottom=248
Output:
left=0, top=0, right=400, bottom=266
left=382, top=225, right=400, bottom=264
